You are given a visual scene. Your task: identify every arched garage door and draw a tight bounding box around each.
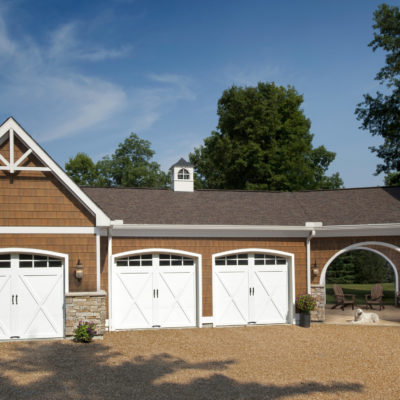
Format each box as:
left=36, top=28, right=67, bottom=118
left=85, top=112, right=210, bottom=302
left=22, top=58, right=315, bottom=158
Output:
left=213, top=251, right=291, bottom=326
left=0, top=252, right=64, bottom=340
left=112, top=251, right=198, bottom=330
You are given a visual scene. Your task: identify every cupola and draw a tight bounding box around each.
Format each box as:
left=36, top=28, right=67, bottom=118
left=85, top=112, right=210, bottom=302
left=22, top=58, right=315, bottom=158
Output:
left=169, top=158, right=194, bottom=192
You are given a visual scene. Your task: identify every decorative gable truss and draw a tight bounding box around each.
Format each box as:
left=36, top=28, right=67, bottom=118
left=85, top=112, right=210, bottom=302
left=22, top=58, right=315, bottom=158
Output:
left=0, top=117, right=111, bottom=227
left=0, top=127, right=50, bottom=174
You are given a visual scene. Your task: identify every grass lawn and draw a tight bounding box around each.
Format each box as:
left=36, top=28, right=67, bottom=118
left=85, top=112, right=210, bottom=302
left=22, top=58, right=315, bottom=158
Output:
left=326, top=283, right=395, bottom=305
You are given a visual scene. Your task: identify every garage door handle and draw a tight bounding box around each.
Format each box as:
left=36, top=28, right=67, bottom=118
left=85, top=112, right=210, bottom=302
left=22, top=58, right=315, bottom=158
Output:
left=156, top=289, right=159, bottom=298
left=15, top=295, right=18, bottom=305
left=153, top=289, right=155, bottom=298
left=12, top=294, right=14, bottom=304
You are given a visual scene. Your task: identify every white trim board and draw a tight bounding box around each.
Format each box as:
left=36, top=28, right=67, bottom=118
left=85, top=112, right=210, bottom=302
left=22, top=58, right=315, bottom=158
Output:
left=0, top=227, right=97, bottom=234
left=110, top=223, right=400, bottom=238
left=0, top=117, right=110, bottom=227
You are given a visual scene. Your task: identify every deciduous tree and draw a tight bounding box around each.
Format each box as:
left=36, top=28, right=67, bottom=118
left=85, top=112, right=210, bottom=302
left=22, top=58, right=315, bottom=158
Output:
left=65, top=133, right=168, bottom=188
left=355, top=4, right=400, bottom=186
left=190, top=82, right=342, bottom=190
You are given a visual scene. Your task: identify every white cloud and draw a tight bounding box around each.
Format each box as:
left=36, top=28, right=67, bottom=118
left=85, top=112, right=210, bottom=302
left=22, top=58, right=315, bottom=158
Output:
left=0, top=8, right=195, bottom=143
left=48, top=22, right=131, bottom=63
left=0, top=11, right=128, bottom=141
left=129, top=74, right=196, bottom=131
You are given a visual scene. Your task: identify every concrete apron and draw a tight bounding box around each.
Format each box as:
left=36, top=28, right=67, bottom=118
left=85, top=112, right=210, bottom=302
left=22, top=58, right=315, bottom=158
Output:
left=323, top=305, right=400, bottom=326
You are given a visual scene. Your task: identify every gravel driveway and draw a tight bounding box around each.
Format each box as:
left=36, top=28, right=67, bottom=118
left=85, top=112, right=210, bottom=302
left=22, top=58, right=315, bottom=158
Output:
left=1, top=325, right=400, bottom=399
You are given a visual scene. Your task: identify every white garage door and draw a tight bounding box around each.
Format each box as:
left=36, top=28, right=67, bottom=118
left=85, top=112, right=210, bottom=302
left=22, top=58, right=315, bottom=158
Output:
left=213, top=253, right=289, bottom=326
left=0, top=253, right=64, bottom=340
left=112, top=253, right=197, bottom=330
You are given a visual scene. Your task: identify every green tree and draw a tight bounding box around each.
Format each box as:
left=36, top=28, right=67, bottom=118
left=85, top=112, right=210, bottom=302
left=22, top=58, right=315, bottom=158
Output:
left=355, top=4, right=400, bottom=186
left=326, top=252, right=358, bottom=284
left=65, top=133, right=168, bottom=188
left=65, top=153, right=98, bottom=186
left=190, top=82, right=342, bottom=190
left=327, top=250, right=394, bottom=284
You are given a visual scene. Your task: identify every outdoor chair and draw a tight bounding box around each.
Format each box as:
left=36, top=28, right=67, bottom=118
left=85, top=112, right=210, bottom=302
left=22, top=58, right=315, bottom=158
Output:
left=365, top=284, right=385, bottom=310
left=331, top=284, right=356, bottom=311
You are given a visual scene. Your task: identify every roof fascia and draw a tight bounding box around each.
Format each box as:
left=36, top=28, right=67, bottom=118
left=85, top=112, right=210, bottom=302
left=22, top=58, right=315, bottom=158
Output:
left=110, top=224, right=312, bottom=238
left=0, top=118, right=110, bottom=227
left=110, top=223, right=400, bottom=238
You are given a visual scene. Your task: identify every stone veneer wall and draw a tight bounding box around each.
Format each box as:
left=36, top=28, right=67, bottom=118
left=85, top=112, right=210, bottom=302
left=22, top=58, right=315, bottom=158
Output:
left=311, top=284, right=325, bottom=322
left=65, top=291, right=107, bottom=336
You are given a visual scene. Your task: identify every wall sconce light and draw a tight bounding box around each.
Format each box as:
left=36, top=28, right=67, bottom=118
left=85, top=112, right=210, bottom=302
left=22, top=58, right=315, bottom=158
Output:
left=312, top=261, right=319, bottom=277
left=75, top=259, right=84, bottom=280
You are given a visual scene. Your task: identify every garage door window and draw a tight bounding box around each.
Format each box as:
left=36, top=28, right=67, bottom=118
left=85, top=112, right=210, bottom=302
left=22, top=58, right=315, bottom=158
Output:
left=159, top=254, right=194, bottom=266
left=254, top=254, right=287, bottom=265
left=0, top=254, right=10, bottom=268
left=116, top=254, right=153, bottom=267
left=215, top=254, right=248, bottom=266
left=19, top=254, right=63, bottom=268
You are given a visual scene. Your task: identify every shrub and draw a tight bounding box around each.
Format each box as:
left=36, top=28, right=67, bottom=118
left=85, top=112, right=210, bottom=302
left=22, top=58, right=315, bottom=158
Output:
left=74, top=321, right=97, bottom=343
left=296, top=294, right=316, bottom=314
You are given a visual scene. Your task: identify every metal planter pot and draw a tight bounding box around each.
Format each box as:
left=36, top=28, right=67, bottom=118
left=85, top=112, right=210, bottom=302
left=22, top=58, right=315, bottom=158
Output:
left=299, top=313, right=311, bottom=328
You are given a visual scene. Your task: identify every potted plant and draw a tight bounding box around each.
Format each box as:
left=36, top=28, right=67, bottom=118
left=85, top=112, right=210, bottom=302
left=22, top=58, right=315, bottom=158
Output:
left=296, top=294, right=316, bottom=328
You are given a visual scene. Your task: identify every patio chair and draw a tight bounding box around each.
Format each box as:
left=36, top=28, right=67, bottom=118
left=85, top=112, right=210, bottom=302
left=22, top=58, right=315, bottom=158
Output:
left=365, top=284, right=385, bottom=310
left=331, top=284, right=356, bottom=311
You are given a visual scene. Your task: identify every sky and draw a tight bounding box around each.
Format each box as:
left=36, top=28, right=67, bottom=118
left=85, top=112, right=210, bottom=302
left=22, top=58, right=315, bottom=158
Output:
left=0, top=0, right=392, bottom=188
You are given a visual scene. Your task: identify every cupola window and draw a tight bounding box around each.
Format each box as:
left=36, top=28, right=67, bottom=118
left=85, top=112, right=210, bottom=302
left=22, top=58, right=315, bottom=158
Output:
left=178, top=168, right=190, bottom=180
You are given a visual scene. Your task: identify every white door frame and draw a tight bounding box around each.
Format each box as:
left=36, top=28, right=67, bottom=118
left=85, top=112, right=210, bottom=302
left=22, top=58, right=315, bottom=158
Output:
left=110, top=248, right=202, bottom=330
left=212, top=248, right=296, bottom=325
left=0, top=247, right=68, bottom=338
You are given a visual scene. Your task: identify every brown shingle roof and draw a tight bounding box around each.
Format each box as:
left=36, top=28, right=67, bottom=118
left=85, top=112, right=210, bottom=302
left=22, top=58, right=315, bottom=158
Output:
left=81, top=186, right=400, bottom=226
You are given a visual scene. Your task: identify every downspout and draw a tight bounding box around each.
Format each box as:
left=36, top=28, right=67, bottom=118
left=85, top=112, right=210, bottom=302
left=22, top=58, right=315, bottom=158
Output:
left=96, top=229, right=101, bottom=292
left=306, top=230, right=316, bottom=294
left=107, top=227, right=113, bottom=331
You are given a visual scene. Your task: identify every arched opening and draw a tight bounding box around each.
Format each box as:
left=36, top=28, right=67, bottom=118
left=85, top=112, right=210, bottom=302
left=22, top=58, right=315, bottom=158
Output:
left=324, top=248, right=396, bottom=307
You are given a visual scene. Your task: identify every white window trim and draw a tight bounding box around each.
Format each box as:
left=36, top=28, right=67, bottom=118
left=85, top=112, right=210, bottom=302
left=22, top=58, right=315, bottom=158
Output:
left=212, top=248, right=296, bottom=325
left=110, top=248, right=203, bottom=328
left=177, top=168, right=190, bottom=180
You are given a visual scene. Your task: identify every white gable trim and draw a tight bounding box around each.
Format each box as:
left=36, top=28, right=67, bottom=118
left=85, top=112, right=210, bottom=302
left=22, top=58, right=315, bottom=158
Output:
left=0, top=118, right=110, bottom=227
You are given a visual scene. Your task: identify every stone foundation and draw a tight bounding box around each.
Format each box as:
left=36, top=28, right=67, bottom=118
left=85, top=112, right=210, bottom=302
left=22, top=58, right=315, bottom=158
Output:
left=65, top=291, right=107, bottom=336
left=311, top=284, right=325, bottom=322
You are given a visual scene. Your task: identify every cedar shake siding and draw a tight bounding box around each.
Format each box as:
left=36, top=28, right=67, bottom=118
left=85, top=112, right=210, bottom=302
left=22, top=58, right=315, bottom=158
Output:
left=0, top=138, right=94, bottom=227
left=0, top=234, right=98, bottom=292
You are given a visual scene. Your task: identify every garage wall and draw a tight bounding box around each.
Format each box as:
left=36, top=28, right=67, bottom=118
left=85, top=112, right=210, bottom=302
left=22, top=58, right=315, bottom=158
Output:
left=108, top=237, right=307, bottom=316
left=0, top=234, right=98, bottom=292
